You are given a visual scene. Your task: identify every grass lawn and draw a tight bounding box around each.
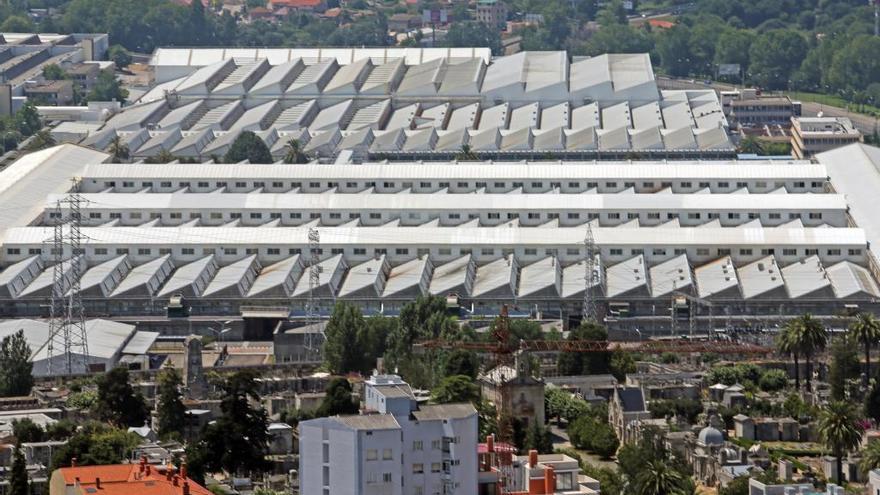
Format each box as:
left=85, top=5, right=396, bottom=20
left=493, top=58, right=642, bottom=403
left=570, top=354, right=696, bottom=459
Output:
left=789, top=91, right=880, bottom=118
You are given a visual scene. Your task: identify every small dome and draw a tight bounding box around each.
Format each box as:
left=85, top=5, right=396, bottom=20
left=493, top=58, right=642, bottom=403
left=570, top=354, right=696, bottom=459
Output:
left=698, top=425, right=724, bottom=445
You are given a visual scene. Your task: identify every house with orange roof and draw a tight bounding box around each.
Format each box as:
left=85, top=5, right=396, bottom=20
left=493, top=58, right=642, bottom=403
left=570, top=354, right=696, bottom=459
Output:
left=269, top=0, right=327, bottom=13
left=49, top=458, right=211, bottom=495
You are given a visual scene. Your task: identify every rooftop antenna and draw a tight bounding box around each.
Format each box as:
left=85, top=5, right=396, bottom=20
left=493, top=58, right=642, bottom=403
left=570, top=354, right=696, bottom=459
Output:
left=47, top=178, right=89, bottom=376
left=582, top=223, right=598, bottom=322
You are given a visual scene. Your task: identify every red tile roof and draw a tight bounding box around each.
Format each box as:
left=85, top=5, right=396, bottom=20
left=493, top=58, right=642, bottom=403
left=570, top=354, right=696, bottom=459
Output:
left=56, top=463, right=213, bottom=495
left=648, top=19, right=675, bottom=29
left=271, top=0, right=323, bottom=7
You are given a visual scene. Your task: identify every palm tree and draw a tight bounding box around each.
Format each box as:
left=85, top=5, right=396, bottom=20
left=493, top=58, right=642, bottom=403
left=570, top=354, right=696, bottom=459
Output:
left=785, top=314, right=827, bottom=391
left=283, top=138, right=309, bottom=164
left=818, top=400, right=863, bottom=484
left=778, top=321, right=802, bottom=390
left=146, top=148, right=176, bottom=164
left=634, top=460, right=687, bottom=495
left=850, top=312, right=880, bottom=387
left=109, top=135, right=130, bottom=162
left=455, top=144, right=478, bottom=161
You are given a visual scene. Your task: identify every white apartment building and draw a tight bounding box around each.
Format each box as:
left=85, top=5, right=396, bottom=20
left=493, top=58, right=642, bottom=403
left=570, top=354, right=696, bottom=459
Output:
left=299, top=374, right=478, bottom=495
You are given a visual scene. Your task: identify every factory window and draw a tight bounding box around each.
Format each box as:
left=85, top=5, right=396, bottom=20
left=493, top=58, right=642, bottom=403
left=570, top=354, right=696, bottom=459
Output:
left=623, top=182, right=634, bottom=188
left=569, top=182, right=580, bottom=188
left=215, top=182, right=226, bottom=188
left=808, top=213, right=823, bottom=219
left=687, top=213, right=701, bottom=220
left=182, top=248, right=195, bottom=255
left=329, top=213, right=341, bottom=219
left=512, top=182, right=523, bottom=188
left=605, top=182, right=617, bottom=188
left=696, top=248, right=710, bottom=256
left=546, top=249, right=557, bottom=256
left=708, top=213, right=719, bottom=219
left=250, top=213, right=262, bottom=219
left=366, top=181, right=376, bottom=187
left=396, top=248, right=409, bottom=255
left=524, top=248, right=537, bottom=255
left=789, top=213, right=801, bottom=220
left=811, top=181, right=823, bottom=188
left=793, top=181, right=805, bottom=188
left=310, top=213, right=320, bottom=219
left=632, top=249, right=643, bottom=255
left=769, top=213, right=781, bottom=220
left=681, top=181, right=692, bottom=188
left=416, top=181, right=429, bottom=189
left=309, top=182, right=320, bottom=188
left=481, top=248, right=494, bottom=256
left=117, top=248, right=129, bottom=255
left=290, top=213, right=301, bottom=219
left=439, top=248, right=452, bottom=255
left=647, top=212, right=660, bottom=220
left=699, top=182, right=710, bottom=188
left=170, top=213, right=182, bottom=219
left=547, top=213, right=559, bottom=219
left=531, top=182, right=543, bottom=188
left=104, top=181, right=116, bottom=187
left=718, top=248, right=731, bottom=255
left=737, top=182, right=747, bottom=188
left=586, top=182, right=598, bottom=189
left=354, top=248, right=366, bottom=255
left=246, top=248, right=257, bottom=255
left=674, top=249, right=686, bottom=255
left=528, top=213, right=540, bottom=219
left=762, top=249, right=775, bottom=255
left=138, top=248, right=151, bottom=255
left=508, top=213, right=517, bottom=219
left=268, top=248, right=280, bottom=255
left=159, top=248, right=171, bottom=255
left=667, top=213, right=678, bottom=219
left=370, top=213, right=382, bottom=219
left=608, top=213, right=620, bottom=220
left=331, top=248, right=343, bottom=255
left=254, top=182, right=265, bottom=188
left=6, top=248, right=19, bottom=255
left=130, top=213, right=142, bottom=219
left=449, top=213, right=460, bottom=220
left=827, top=249, right=841, bottom=256
left=328, top=182, right=338, bottom=188
left=142, top=182, right=153, bottom=188
left=461, top=248, right=471, bottom=255
left=567, top=213, right=580, bottom=219
left=806, top=249, right=819, bottom=255
left=196, top=182, right=209, bottom=188
left=610, top=248, right=623, bottom=256
left=231, top=213, right=242, bottom=219
left=439, top=182, right=450, bottom=188
left=488, top=213, right=500, bottom=219
left=224, top=248, right=237, bottom=255
left=209, top=213, right=222, bottom=220
left=748, top=213, right=759, bottom=219
left=374, top=248, right=386, bottom=255
left=28, top=248, right=41, bottom=255
left=566, top=248, right=580, bottom=256
left=728, top=213, right=740, bottom=220
left=643, top=182, right=655, bottom=188
left=289, top=248, right=301, bottom=255
left=272, top=182, right=284, bottom=188
left=627, top=213, right=639, bottom=220
left=717, top=182, right=729, bottom=188
left=653, top=249, right=666, bottom=255
left=150, top=213, right=161, bottom=219
left=291, top=182, right=301, bottom=188
left=270, top=212, right=281, bottom=219
left=739, top=249, right=753, bottom=255
left=458, top=182, right=469, bottom=188
left=90, top=212, right=102, bottom=219
left=49, top=212, right=61, bottom=219
left=782, top=249, right=797, bottom=256
left=383, top=182, right=395, bottom=188
left=161, top=182, right=172, bottom=188
left=661, top=182, right=672, bottom=188
left=849, top=249, right=863, bottom=255
left=123, top=181, right=134, bottom=188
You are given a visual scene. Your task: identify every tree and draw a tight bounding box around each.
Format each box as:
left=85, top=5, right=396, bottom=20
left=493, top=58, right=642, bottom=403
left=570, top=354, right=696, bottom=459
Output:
left=590, top=424, right=620, bottom=459
left=86, top=71, right=129, bottom=103
left=656, top=25, right=694, bottom=77
left=558, top=321, right=610, bottom=375
left=12, top=418, right=45, bottom=443
left=524, top=421, right=553, bottom=454
left=156, top=367, right=186, bottom=441
left=223, top=131, right=272, bottom=163
left=95, top=366, right=149, bottom=427
left=634, top=459, right=688, bottom=495
left=15, top=102, right=42, bottom=137
left=719, top=473, right=749, bottom=495
left=197, top=370, right=270, bottom=475
left=316, top=378, right=358, bottom=417
left=43, top=64, right=68, bottom=81
left=748, top=30, right=807, bottom=89
left=9, top=444, right=28, bottom=495
left=323, top=302, right=365, bottom=375
left=146, top=148, right=176, bottom=164
left=455, top=144, right=478, bottom=161
left=51, top=422, right=141, bottom=469
left=829, top=335, right=861, bottom=401
left=432, top=375, right=479, bottom=404
left=850, top=312, right=880, bottom=387
left=25, top=130, right=56, bottom=151
left=860, top=439, right=880, bottom=474
left=109, top=135, right=130, bottom=162
left=569, top=416, right=619, bottom=459
left=444, top=21, right=503, bottom=55
left=818, top=400, right=863, bottom=484
left=758, top=369, right=788, bottom=392
left=0, top=330, right=33, bottom=397
left=0, top=16, right=35, bottom=33
left=610, top=348, right=636, bottom=382
left=108, top=45, right=132, bottom=69
left=442, top=350, right=479, bottom=379
left=283, top=138, right=309, bottom=164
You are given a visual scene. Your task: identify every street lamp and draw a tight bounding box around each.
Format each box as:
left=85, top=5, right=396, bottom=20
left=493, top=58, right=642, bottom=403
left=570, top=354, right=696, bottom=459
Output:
left=209, top=320, right=233, bottom=342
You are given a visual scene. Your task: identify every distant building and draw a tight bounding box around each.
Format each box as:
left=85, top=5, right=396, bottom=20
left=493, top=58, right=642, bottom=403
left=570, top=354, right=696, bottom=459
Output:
left=750, top=478, right=844, bottom=495
left=479, top=358, right=546, bottom=427
left=23, top=80, right=74, bottom=106
left=476, top=0, right=507, bottom=29
left=388, top=13, right=422, bottom=32
left=791, top=116, right=863, bottom=159
left=269, top=0, right=327, bottom=13
left=721, top=89, right=800, bottom=127
left=49, top=458, right=212, bottom=495
left=608, top=387, right=650, bottom=444
left=298, top=373, right=478, bottom=495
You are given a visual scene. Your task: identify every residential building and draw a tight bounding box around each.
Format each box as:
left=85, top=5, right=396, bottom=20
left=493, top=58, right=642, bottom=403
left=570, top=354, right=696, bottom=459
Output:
left=298, top=374, right=478, bottom=495
left=65, top=62, right=107, bottom=91
left=23, top=80, right=74, bottom=106
left=478, top=440, right=600, bottom=495
left=269, top=0, right=327, bottom=13
left=721, top=89, right=800, bottom=127
left=869, top=469, right=880, bottom=495
left=750, top=478, right=844, bottom=495
left=388, top=13, right=422, bottom=32
left=476, top=0, right=508, bottom=29
left=609, top=387, right=650, bottom=444
left=791, top=116, right=862, bottom=158
left=48, top=458, right=212, bottom=495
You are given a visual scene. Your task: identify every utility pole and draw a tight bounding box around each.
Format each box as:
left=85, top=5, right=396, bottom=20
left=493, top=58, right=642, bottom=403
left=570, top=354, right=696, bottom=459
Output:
left=582, top=223, right=598, bottom=322
left=46, top=179, right=89, bottom=376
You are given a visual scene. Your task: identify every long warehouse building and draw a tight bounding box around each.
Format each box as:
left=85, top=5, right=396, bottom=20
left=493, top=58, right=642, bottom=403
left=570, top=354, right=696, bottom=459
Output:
left=1, top=143, right=880, bottom=329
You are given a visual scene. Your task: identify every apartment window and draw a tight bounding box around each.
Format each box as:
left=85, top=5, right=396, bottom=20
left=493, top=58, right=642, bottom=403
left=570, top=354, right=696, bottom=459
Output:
left=413, top=464, right=424, bottom=474
left=739, top=249, right=753, bottom=255
left=610, top=248, right=623, bottom=256
left=382, top=473, right=392, bottom=483
left=413, top=440, right=423, bottom=451
left=138, top=248, right=151, bottom=255
left=431, top=463, right=441, bottom=473
left=382, top=449, right=392, bottom=460
left=557, top=472, right=575, bottom=490
left=396, top=248, right=409, bottom=255
left=224, top=248, right=237, bottom=255
left=481, top=248, right=494, bottom=256
left=431, top=440, right=441, bottom=450
left=849, top=249, right=863, bottom=256
left=366, top=449, right=377, bottom=461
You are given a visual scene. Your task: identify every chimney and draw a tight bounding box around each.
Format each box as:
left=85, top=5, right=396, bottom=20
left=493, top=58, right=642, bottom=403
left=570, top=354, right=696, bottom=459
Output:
left=543, top=465, right=555, bottom=494
left=71, top=458, right=77, bottom=468
left=183, top=482, right=190, bottom=495
left=96, top=478, right=101, bottom=490
left=145, top=465, right=151, bottom=476
left=166, top=467, right=173, bottom=481
left=180, top=461, right=187, bottom=480
left=173, top=476, right=179, bottom=487
left=487, top=434, right=495, bottom=453
left=528, top=449, right=538, bottom=467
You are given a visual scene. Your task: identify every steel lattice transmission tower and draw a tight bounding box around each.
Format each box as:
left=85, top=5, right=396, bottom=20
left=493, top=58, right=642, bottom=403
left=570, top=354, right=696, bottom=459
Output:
left=46, top=179, right=89, bottom=376
left=304, top=227, right=322, bottom=353
left=582, top=223, right=598, bottom=322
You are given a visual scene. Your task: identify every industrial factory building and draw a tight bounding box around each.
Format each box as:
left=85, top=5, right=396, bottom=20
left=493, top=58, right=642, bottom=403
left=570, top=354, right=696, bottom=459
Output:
left=77, top=49, right=733, bottom=160
left=1, top=142, right=879, bottom=329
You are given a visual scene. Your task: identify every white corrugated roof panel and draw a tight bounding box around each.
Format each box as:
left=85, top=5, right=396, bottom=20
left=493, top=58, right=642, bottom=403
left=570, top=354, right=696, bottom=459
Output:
left=649, top=254, right=692, bottom=297
left=606, top=255, right=647, bottom=297
left=737, top=255, right=785, bottom=299
left=781, top=256, right=833, bottom=298
left=826, top=260, right=880, bottom=298
left=338, top=255, right=387, bottom=298
left=382, top=255, right=429, bottom=298
left=519, top=256, right=560, bottom=297
left=429, top=254, right=472, bottom=295
left=695, top=256, right=739, bottom=298
left=247, top=255, right=302, bottom=297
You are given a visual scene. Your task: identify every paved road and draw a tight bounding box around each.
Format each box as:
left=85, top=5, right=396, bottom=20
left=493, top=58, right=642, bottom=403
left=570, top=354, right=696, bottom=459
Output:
left=656, top=76, right=880, bottom=134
